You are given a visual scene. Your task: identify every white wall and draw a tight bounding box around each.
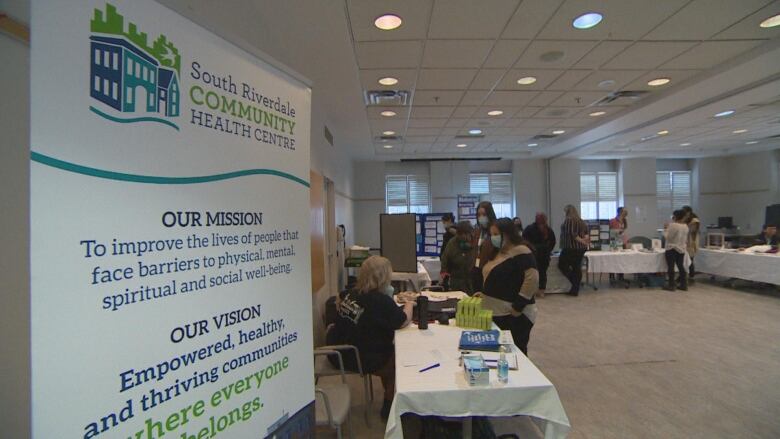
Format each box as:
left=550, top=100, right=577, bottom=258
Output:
left=549, top=158, right=581, bottom=241
left=619, top=158, right=658, bottom=239
left=0, top=22, right=31, bottom=439
left=512, top=159, right=547, bottom=225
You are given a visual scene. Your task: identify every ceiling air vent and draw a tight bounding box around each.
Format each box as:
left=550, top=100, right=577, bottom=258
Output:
left=592, top=90, right=649, bottom=106
left=374, top=135, right=403, bottom=143
left=364, top=90, right=411, bottom=106
left=323, top=125, right=334, bottom=146
left=531, top=134, right=558, bottom=140
left=455, top=134, right=485, bottom=139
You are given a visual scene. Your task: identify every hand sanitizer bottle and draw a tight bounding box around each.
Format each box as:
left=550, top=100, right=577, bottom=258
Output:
left=497, top=346, right=509, bottom=384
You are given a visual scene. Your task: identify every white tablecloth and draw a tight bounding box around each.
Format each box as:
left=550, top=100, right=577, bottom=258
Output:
left=585, top=249, right=690, bottom=274
left=696, top=248, right=780, bottom=285
left=392, top=262, right=432, bottom=292
left=385, top=323, right=570, bottom=439
left=418, top=257, right=441, bottom=283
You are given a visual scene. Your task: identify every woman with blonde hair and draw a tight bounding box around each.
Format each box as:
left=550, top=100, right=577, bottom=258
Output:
left=327, top=255, right=412, bottom=419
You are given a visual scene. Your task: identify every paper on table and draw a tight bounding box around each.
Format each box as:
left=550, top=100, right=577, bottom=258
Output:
left=401, top=349, right=443, bottom=367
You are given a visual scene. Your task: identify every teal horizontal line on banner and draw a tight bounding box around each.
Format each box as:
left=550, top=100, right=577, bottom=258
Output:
left=89, top=106, right=180, bottom=131
left=31, top=151, right=310, bottom=187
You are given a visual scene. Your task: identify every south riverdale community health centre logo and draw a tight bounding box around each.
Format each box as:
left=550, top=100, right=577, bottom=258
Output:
left=89, top=3, right=181, bottom=131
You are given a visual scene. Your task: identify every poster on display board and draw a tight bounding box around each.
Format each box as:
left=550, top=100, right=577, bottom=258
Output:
left=31, top=1, right=314, bottom=438
left=457, top=195, right=480, bottom=223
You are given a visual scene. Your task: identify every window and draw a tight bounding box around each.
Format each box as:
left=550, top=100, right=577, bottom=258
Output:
left=113, top=53, right=119, bottom=70
left=94, top=49, right=100, bottom=64
left=103, top=79, right=109, bottom=96
left=385, top=175, right=430, bottom=214
left=112, top=82, right=118, bottom=100
left=469, top=173, right=513, bottom=218
left=94, top=75, right=100, bottom=92
left=580, top=172, right=617, bottom=220
left=657, top=171, right=691, bottom=224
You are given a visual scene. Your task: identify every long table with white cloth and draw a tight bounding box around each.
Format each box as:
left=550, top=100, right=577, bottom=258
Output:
left=585, top=249, right=691, bottom=274
left=385, top=323, right=570, bottom=439
left=695, top=248, right=780, bottom=285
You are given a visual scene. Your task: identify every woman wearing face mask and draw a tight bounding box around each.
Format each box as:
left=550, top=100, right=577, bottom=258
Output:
left=523, top=212, right=556, bottom=298
left=440, top=221, right=475, bottom=294
left=327, top=256, right=413, bottom=418
left=470, top=201, right=497, bottom=292
left=476, top=218, right=539, bottom=354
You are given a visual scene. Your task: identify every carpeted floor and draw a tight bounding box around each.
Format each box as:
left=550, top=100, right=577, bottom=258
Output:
left=317, top=280, right=780, bottom=438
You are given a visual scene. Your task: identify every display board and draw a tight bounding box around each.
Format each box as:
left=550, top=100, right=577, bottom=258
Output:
left=457, top=195, right=480, bottom=223
left=416, top=213, right=449, bottom=256
left=380, top=213, right=418, bottom=273
left=31, top=1, right=314, bottom=437
left=587, top=220, right=610, bottom=250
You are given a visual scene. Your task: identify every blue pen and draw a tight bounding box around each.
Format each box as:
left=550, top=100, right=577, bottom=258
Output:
left=418, top=363, right=440, bottom=373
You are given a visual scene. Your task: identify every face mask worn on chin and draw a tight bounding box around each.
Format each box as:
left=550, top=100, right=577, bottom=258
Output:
left=491, top=235, right=502, bottom=249
left=383, top=284, right=395, bottom=296
left=478, top=216, right=489, bottom=228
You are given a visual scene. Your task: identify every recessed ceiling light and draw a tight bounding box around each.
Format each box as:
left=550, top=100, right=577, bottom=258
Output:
left=552, top=130, right=565, bottom=135
left=382, top=130, right=395, bottom=136
left=647, top=77, right=671, bottom=87
left=487, top=110, right=504, bottom=116
left=469, top=129, right=482, bottom=135
left=680, top=142, right=691, bottom=146
left=589, top=111, right=606, bottom=117
left=746, top=141, right=759, bottom=145
left=378, top=77, right=398, bottom=86
left=759, top=13, right=780, bottom=28
left=733, top=129, right=748, bottom=134
left=374, top=14, right=402, bottom=31
left=572, top=12, right=603, bottom=30
left=383, top=144, right=394, bottom=149
left=714, top=110, right=735, bottom=117
left=657, top=130, right=669, bottom=135
left=456, top=143, right=467, bottom=148
left=380, top=110, right=396, bottom=117
left=598, top=79, right=616, bottom=89
left=516, top=76, right=537, bottom=85
left=528, top=143, right=538, bottom=147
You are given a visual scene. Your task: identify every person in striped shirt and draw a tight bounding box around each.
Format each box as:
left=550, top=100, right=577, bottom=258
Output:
left=558, top=204, right=589, bottom=296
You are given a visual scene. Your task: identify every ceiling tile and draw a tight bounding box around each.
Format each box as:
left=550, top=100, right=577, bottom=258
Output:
left=471, top=69, right=506, bottom=90
left=408, top=118, right=449, bottom=128
left=624, top=69, right=702, bottom=91
left=451, top=107, right=479, bottom=118
left=573, top=70, right=645, bottom=91
left=484, top=40, right=531, bottom=68
left=417, top=69, right=477, bottom=90
left=644, top=0, right=770, bottom=40
left=559, top=118, right=595, bottom=128
left=366, top=106, right=411, bottom=119
left=601, top=42, right=696, bottom=70
left=423, top=40, right=494, bottom=68
left=404, top=135, right=439, bottom=143
left=428, top=0, right=520, bottom=39
left=550, top=91, right=608, bottom=107
left=461, top=91, right=491, bottom=106
left=527, top=91, right=563, bottom=106
left=521, top=118, right=559, bottom=128
left=444, top=119, right=468, bottom=128
left=514, top=40, right=598, bottom=69
left=537, top=0, right=688, bottom=40
left=369, top=119, right=407, bottom=133
left=713, top=2, right=780, bottom=40
left=502, top=0, right=565, bottom=39
left=413, top=90, right=465, bottom=106
left=573, top=41, right=633, bottom=69
left=410, top=106, right=455, bottom=118
left=496, top=69, right=563, bottom=90
left=359, top=69, right=418, bottom=91
left=468, top=117, right=506, bottom=128
left=483, top=91, right=538, bottom=106
left=661, top=40, right=765, bottom=70
left=347, top=0, right=433, bottom=41
left=356, top=41, right=423, bottom=68
left=546, top=69, right=591, bottom=91
left=406, top=127, right=443, bottom=136
left=440, top=127, right=462, bottom=135
left=512, top=107, right=544, bottom=118
left=535, top=107, right=580, bottom=118
left=510, top=127, right=545, bottom=135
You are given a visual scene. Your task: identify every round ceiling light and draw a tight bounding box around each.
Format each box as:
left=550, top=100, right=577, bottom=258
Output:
left=680, top=142, right=691, bottom=146
left=759, top=13, right=780, bottom=28
left=380, top=110, right=396, bottom=117
left=528, top=143, right=538, bottom=147
left=382, top=144, right=394, bottom=149
left=647, top=77, right=671, bottom=87
left=746, top=141, right=759, bottom=145
left=733, top=129, right=747, bottom=134
left=516, top=76, right=537, bottom=85
left=572, top=12, right=603, bottom=29
left=378, top=77, right=399, bottom=86
left=714, top=110, right=735, bottom=117
left=469, top=129, right=482, bottom=135
left=382, top=130, right=395, bottom=136
left=487, top=110, right=504, bottom=116
left=657, top=130, right=669, bottom=135
left=589, top=111, right=606, bottom=117
left=374, top=14, right=403, bottom=31
left=456, top=143, right=467, bottom=148
left=598, top=79, right=616, bottom=89
left=552, top=130, right=566, bottom=135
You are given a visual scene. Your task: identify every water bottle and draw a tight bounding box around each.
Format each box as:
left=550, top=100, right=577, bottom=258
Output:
left=497, top=346, right=509, bottom=383
left=417, top=295, right=429, bottom=330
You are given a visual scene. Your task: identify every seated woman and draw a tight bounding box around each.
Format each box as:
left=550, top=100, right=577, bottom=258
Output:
left=326, top=255, right=413, bottom=419
left=476, top=218, right=539, bottom=354
left=440, top=221, right=475, bottom=294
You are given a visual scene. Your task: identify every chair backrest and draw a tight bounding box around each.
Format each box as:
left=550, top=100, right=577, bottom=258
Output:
left=628, top=236, right=652, bottom=249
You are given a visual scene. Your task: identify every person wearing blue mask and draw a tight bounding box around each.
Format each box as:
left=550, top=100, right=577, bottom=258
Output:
left=326, top=255, right=413, bottom=419
left=440, top=221, right=475, bottom=294
left=475, top=218, right=539, bottom=354
left=470, top=201, right=497, bottom=292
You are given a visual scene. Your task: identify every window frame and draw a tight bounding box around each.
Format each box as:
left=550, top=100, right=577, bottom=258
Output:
left=579, top=171, right=618, bottom=221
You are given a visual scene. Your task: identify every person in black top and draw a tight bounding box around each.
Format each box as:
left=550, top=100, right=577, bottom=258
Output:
left=756, top=224, right=778, bottom=246
left=327, top=256, right=412, bottom=418
left=470, top=201, right=497, bottom=292
left=523, top=212, right=556, bottom=297
left=440, top=212, right=456, bottom=255
left=558, top=204, right=589, bottom=296
left=512, top=217, right=524, bottom=236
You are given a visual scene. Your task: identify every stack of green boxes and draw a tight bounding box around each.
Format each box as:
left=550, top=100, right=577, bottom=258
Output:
left=455, top=296, right=493, bottom=330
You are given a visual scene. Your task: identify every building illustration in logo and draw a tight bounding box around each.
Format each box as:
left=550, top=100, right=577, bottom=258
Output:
left=89, top=3, right=180, bottom=129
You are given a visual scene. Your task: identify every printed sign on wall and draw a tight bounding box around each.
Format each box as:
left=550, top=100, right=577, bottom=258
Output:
left=31, top=1, right=314, bottom=437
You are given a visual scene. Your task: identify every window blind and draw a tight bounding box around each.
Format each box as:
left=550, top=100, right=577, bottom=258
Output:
left=385, top=175, right=430, bottom=214
left=580, top=172, right=616, bottom=220
left=469, top=173, right=513, bottom=218
left=656, top=171, right=691, bottom=224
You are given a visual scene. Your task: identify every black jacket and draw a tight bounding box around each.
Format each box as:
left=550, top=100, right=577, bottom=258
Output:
left=523, top=223, right=556, bottom=255
left=482, top=245, right=538, bottom=313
